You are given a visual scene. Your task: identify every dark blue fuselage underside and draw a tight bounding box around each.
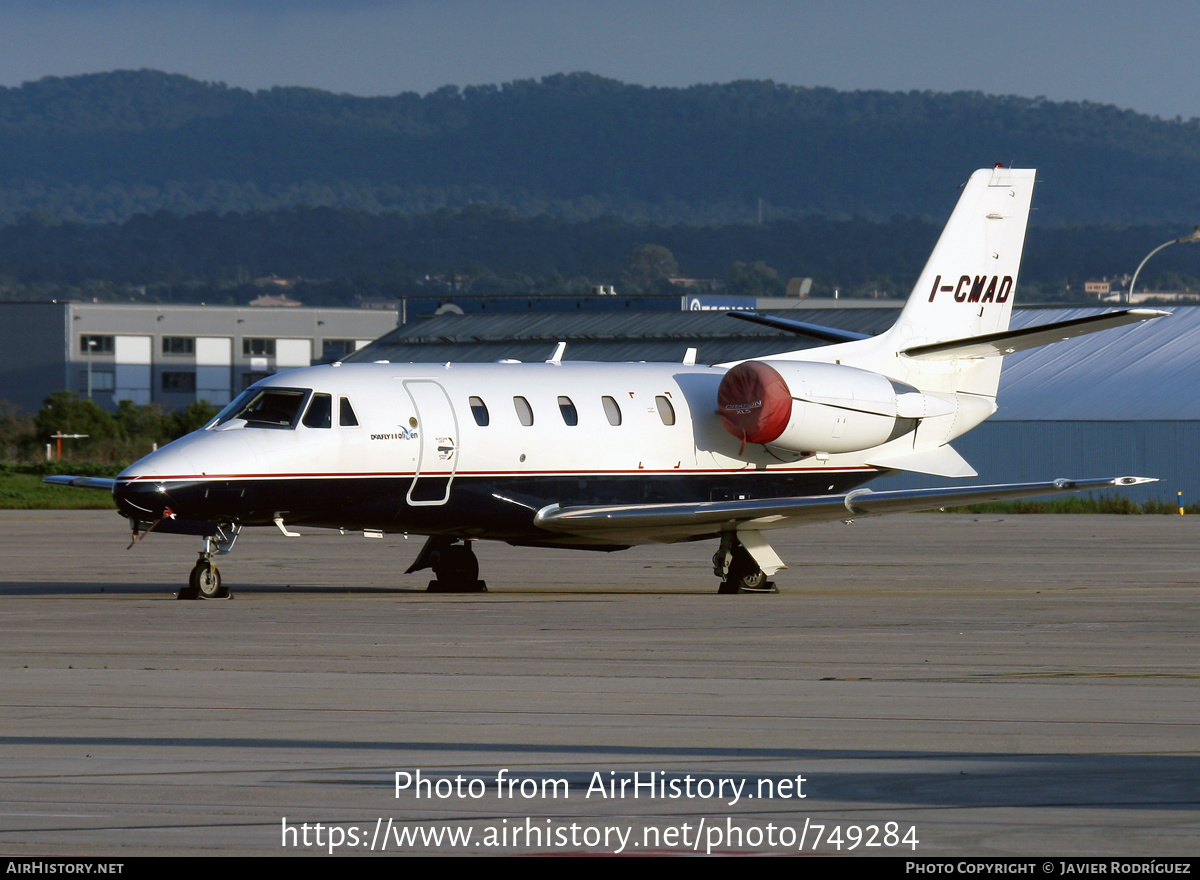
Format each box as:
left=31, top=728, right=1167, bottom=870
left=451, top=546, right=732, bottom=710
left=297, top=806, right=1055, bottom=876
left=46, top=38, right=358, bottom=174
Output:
left=115, top=469, right=881, bottom=545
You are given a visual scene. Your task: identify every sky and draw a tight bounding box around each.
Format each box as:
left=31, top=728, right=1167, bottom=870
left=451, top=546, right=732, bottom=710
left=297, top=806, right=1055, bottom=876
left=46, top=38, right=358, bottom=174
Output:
left=2, top=0, right=1199, bottom=121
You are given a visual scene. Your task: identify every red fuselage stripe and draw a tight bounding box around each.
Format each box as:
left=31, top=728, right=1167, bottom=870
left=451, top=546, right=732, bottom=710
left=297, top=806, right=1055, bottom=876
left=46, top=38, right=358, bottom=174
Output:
left=117, top=466, right=876, bottom=482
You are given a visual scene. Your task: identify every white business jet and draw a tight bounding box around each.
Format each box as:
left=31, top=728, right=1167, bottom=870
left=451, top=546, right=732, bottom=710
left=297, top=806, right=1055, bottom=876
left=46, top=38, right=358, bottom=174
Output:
left=49, top=167, right=1163, bottom=597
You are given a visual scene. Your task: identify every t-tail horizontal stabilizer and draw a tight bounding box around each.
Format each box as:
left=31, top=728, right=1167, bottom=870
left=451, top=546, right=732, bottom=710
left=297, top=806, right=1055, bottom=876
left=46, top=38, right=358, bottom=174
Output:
left=901, top=309, right=1168, bottom=360
left=726, top=311, right=871, bottom=344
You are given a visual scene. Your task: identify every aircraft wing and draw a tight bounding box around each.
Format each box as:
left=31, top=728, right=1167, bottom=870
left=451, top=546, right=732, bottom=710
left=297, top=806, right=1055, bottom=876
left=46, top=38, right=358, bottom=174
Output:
left=43, top=475, right=117, bottom=491
left=901, top=309, right=1167, bottom=360
left=533, top=476, right=1155, bottom=542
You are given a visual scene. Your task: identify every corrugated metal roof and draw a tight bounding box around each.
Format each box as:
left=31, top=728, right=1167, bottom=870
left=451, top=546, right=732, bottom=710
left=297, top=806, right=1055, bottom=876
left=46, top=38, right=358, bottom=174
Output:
left=996, top=306, right=1199, bottom=420
left=350, top=309, right=899, bottom=365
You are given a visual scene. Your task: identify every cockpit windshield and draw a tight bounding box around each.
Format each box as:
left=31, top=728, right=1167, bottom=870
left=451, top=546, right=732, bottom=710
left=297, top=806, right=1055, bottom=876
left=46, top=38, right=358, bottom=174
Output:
left=213, top=387, right=310, bottom=428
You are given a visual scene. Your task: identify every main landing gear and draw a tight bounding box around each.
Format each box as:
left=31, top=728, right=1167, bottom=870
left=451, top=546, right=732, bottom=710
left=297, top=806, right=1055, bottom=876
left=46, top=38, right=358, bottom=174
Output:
left=178, top=524, right=240, bottom=600
left=713, top=533, right=779, bottom=594
left=406, top=537, right=487, bottom=593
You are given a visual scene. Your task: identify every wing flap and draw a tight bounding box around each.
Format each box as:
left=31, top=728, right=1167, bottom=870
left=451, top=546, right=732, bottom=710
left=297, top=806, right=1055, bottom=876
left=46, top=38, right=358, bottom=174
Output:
left=533, top=476, right=1156, bottom=542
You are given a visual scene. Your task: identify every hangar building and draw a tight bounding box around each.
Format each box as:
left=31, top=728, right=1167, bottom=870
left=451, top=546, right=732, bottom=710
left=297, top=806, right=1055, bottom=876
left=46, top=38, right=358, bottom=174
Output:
left=0, top=302, right=397, bottom=413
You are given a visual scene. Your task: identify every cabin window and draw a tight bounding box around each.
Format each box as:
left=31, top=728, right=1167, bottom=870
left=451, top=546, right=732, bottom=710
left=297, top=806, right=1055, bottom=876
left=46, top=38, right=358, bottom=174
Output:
left=216, top=387, right=308, bottom=429
left=513, top=396, right=534, bottom=426
left=655, top=395, right=676, bottom=426
left=601, top=396, right=622, bottom=426
left=469, top=396, right=489, bottom=426
left=339, top=397, right=359, bottom=427
left=302, top=393, right=332, bottom=428
left=557, top=396, right=578, bottom=426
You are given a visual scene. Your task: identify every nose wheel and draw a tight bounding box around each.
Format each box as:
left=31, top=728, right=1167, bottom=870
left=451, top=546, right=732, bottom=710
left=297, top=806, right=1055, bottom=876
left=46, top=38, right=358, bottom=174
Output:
left=177, top=524, right=239, bottom=599
left=183, top=557, right=228, bottom=599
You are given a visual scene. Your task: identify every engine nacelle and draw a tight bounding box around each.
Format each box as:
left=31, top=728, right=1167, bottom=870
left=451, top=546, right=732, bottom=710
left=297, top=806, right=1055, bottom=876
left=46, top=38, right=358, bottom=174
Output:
left=717, top=360, right=939, bottom=454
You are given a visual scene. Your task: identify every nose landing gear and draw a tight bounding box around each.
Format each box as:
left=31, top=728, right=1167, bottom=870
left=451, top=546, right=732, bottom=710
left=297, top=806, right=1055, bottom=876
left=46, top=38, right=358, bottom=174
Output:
left=178, top=524, right=240, bottom=600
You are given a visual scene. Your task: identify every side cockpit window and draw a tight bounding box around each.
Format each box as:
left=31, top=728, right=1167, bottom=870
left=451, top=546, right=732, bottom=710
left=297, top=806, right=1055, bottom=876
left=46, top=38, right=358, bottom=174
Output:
left=339, top=397, right=359, bottom=427
left=303, top=393, right=332, bottom=429
left=217, top=388, right=308, bottom=429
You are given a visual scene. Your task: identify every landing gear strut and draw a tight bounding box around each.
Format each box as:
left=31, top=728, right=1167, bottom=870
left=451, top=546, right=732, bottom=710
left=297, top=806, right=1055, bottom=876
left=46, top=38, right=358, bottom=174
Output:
left=178, top=524, right=240, bottom=600
left=406, top=537, right=487, bottom=593
left=713, top=533, right=778, bottom=594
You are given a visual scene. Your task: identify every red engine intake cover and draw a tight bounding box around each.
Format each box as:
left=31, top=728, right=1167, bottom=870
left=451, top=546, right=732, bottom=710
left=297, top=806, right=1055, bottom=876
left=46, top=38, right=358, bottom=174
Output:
left=717, top=361, right=793, bottom=445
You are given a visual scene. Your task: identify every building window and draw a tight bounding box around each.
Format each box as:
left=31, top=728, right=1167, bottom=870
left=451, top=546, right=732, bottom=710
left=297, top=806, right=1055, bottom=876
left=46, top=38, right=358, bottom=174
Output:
left=80, top=335, right=114, bottom=355
left=243, top=338, right=276, bottom=357
left=601, top=396, right=622, bottom=426
left=162, top=372, right=196, bottom=393
left=513, top=396, right=534, bottom=426
left=162, top=336, right=195, bottom=356
left=84, top=371, right=115, bottom=391
left=557, top=396, right=578, bottom=426
left=655, top=395, right=676, bottom=426
left=322, top=339, right=359, bottom=361
left=241, top=371, right=273, bottom=390
left=469, top=396, right=489, bottom=426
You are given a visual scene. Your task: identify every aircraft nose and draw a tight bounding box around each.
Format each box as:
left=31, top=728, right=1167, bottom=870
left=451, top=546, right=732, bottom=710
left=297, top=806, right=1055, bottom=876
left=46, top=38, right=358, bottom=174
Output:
left=113, top=447, right=198, bottom=520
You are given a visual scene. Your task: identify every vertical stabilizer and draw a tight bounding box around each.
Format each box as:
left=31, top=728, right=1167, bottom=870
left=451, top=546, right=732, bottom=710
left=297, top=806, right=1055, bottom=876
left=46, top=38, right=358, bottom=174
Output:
left=759, top=167, right=1037, bottom=397
left=886, top=167, right=1035, bottom=351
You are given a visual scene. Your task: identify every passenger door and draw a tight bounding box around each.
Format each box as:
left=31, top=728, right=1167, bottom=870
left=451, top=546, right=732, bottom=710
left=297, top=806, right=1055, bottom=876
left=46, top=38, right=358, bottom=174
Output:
left=403, top=379, right=459, bottom=506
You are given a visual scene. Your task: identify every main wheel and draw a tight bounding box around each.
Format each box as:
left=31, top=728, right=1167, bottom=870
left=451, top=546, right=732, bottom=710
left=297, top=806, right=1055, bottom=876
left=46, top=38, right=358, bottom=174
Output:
left=190, top=561, right=229, bottom=599
left=428, top=543, right=485, bottom=592
left=735, top=567, right=768, bottom=590
left=432, top=544, right=479, bottom=581
left=718, top=546, right=769, bottom=593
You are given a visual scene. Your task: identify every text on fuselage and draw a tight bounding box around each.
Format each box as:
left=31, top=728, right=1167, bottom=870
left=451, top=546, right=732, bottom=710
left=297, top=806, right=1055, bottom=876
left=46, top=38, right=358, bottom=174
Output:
left=927, top=274, right=1013, bottom=304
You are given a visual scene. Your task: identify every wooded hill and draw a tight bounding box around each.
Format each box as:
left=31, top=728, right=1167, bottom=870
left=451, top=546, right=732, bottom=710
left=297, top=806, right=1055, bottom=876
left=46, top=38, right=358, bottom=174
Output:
left=3, top=206, right=1198, bottom=305
left=2, top=70, right=1199, bottom=226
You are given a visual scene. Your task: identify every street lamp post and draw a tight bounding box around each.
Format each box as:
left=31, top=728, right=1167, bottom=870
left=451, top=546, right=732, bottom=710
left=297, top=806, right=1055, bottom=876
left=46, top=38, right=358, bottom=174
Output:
left=1126, top=226, right=1200, bottom=304
left=85, top=337, right=97, bottom=399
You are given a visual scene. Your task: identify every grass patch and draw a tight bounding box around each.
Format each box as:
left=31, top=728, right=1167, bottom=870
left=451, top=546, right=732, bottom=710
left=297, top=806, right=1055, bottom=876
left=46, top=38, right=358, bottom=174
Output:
left=944, top=493, right=1194, bottom=515
left=0, top=462, right=122, bottom=509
